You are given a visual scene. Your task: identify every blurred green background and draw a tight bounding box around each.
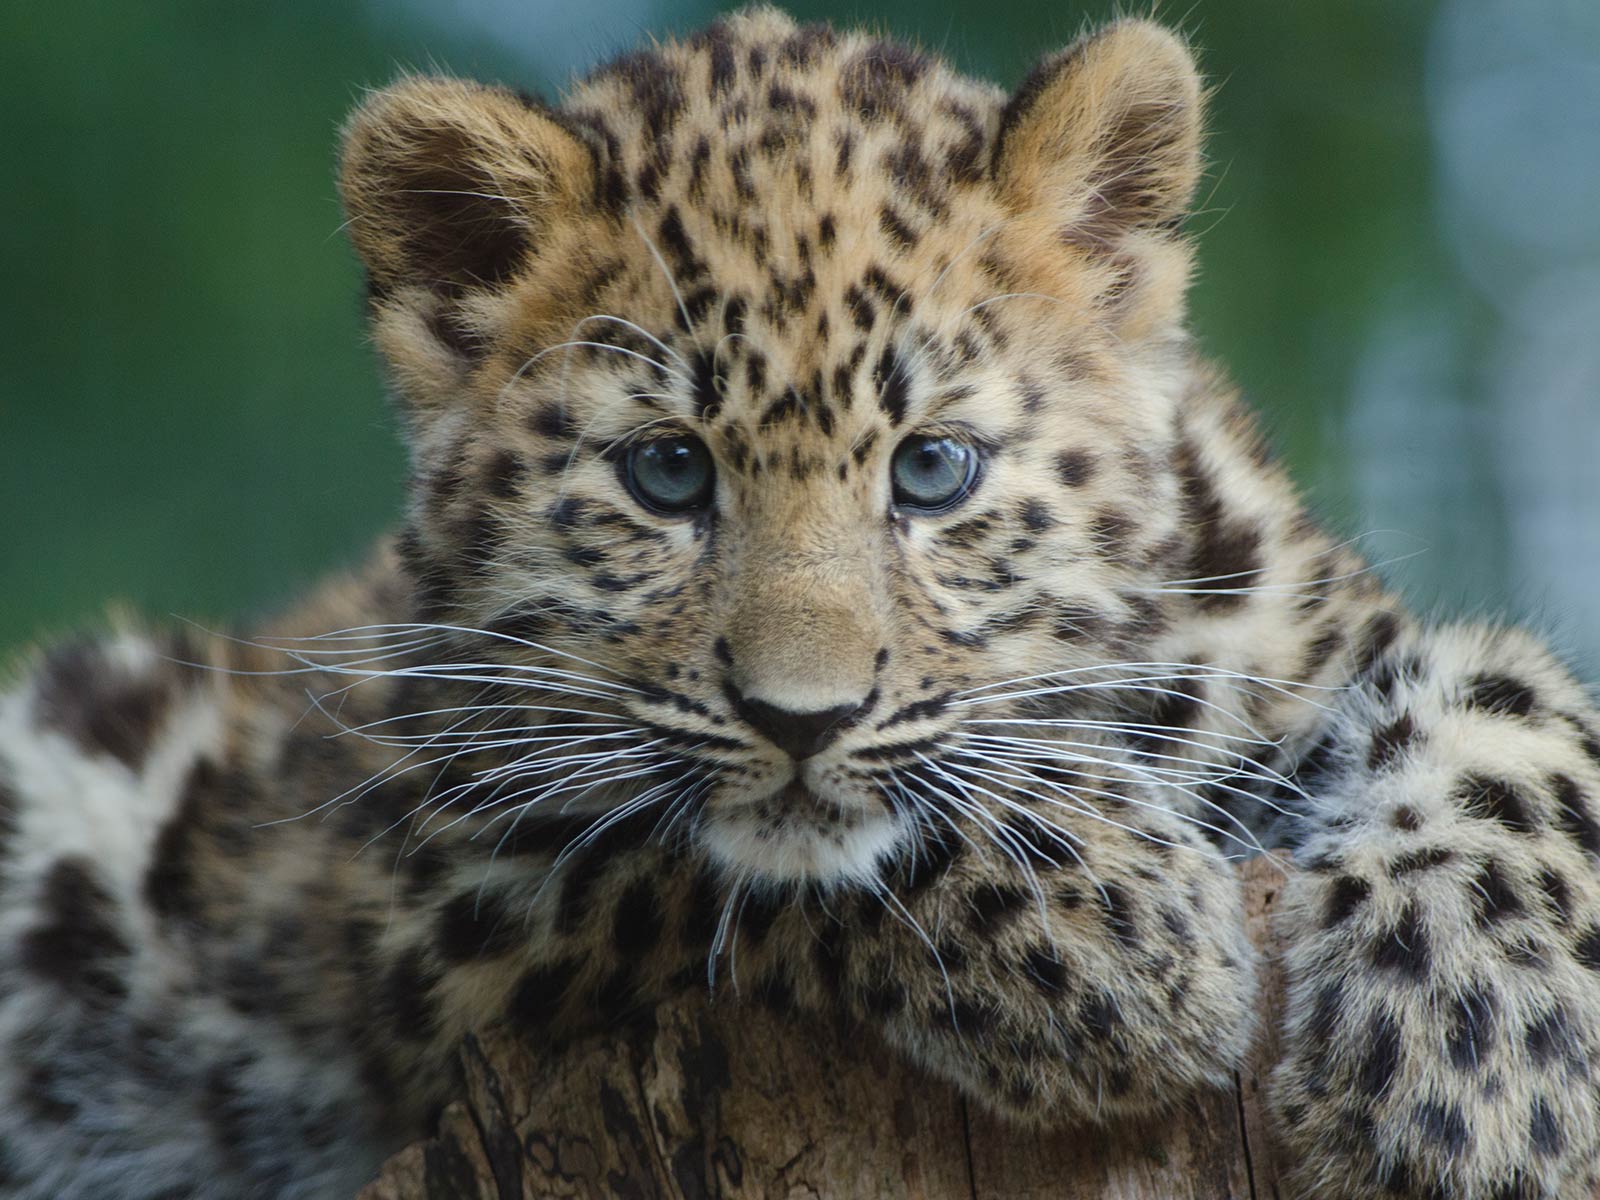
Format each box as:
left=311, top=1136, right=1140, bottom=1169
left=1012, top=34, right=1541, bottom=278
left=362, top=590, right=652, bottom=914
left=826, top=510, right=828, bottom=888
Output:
left=3, top=0, right=1597, bottom=666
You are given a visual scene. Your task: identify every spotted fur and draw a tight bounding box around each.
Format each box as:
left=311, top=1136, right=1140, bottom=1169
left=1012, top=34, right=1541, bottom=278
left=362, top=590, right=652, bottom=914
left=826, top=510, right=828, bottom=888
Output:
left=1, top=9, right=1596, bottom=1198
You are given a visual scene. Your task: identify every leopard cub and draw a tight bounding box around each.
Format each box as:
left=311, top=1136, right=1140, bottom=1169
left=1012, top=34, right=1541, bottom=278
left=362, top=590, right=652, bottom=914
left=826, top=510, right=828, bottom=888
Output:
left=2, top=8, right=1598, bottom=1198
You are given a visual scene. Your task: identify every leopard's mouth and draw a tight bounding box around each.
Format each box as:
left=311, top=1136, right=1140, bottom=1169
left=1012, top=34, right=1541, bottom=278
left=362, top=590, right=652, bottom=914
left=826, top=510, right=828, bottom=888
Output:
left=776, top=776, right=832, bottom=810
left=696, top=771, right=907, bottom=885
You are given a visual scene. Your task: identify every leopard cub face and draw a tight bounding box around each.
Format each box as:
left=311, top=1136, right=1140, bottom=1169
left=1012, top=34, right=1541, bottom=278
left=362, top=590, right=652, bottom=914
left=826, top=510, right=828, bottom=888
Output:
left=341, top=6, right=1207, bottom=885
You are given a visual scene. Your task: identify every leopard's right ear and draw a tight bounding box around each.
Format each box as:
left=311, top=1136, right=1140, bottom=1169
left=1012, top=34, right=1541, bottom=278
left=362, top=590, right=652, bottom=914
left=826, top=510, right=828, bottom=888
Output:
left=339, top=77, right=596, bottom=297
left=993, top=21, right=1203, bottom=246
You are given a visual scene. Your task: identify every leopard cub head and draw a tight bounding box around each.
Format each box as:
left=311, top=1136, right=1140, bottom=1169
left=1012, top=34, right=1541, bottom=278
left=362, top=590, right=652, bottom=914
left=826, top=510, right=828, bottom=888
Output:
left=339, top=6, right=1205, bottom=885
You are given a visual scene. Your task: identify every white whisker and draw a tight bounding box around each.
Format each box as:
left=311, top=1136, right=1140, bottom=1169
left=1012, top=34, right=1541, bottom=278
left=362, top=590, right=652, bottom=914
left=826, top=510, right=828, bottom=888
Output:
left=631, top=214, right=696, bottom=338
left=573, top=314, right=689, bottom=372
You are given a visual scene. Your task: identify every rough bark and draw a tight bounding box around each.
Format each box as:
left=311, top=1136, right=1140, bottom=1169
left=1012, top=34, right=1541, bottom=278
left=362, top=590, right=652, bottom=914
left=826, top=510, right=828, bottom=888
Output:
left=360, top=855, right=1294, bottom=1200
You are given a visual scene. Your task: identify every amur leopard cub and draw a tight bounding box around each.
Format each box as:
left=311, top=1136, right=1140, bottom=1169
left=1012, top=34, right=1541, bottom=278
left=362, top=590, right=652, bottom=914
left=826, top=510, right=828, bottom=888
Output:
left=3, top=8, right=1597, bottom=1198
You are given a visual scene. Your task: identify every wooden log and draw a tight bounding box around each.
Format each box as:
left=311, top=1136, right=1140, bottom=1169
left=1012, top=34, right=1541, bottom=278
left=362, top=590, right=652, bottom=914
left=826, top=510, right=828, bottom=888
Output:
left=360, top=855, right=1294, bottom=1199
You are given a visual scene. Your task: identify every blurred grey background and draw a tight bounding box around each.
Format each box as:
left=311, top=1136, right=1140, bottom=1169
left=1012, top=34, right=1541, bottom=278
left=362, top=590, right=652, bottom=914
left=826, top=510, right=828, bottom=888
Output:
left=2, top=0, right=1596, bottom=669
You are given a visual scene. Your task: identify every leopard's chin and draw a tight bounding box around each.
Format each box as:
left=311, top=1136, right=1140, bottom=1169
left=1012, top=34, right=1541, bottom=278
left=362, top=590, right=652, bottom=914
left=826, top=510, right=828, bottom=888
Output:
left=698, top=778, right=907, bottom=886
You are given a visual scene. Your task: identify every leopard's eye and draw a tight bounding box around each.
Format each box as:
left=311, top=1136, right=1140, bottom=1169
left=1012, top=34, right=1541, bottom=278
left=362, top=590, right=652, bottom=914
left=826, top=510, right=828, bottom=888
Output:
left=890, top=434, right=979, bottom=513
left=623, top=434, right=715, bottom=514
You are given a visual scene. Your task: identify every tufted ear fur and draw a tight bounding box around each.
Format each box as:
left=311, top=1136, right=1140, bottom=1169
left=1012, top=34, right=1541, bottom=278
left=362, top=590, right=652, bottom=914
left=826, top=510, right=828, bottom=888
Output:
left=339, top=76, right=595, bottom=296
left=994, top=21, right=1203, bottom=248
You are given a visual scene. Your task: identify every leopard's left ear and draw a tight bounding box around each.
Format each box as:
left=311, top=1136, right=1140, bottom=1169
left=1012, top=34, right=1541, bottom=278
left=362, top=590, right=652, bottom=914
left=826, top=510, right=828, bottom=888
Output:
left=339, top=76, right=597, bottom=297
left=994, top=21, right=1203, bottom=246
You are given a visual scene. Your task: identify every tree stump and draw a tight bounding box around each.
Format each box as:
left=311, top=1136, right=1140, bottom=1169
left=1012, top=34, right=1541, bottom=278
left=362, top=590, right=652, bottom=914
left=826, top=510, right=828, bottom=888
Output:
left=360, top=855, right=1294, bottom=1200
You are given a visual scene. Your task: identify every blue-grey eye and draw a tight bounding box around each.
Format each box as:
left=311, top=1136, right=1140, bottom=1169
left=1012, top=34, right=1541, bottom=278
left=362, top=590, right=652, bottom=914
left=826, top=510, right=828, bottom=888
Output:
left=891, top=435, right=979, bottom=512
left=624, top=435, right=714, bottom=513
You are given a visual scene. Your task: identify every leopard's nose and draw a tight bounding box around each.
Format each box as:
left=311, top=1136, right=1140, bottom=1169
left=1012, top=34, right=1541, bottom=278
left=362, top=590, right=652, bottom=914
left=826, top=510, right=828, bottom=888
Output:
left=727, top=688, right=864, bottom=760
